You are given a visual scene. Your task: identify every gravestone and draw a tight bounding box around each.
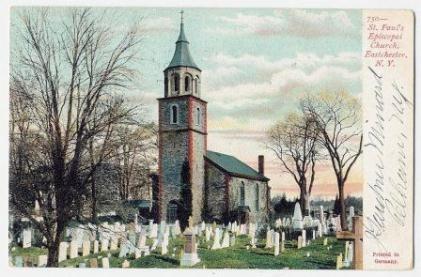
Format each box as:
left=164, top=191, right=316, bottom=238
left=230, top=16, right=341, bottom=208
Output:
left=79, top=262, right=86, bottom=268
left=180, top=228, right=201, bottom=267
left=101, top=239, right=109, bottom=252
left=22, top=228, right=32, bottom=248
left=312, top=229, right=316, bottom=240
left=89, top=258, right=98, bottom=268
left=221, top=231, right=230, bottom=248
left=292, top=202, right=304, bottom=230
left=230, top=234, right=236, bottom=247
left=135, top=248, right=141, bottom=259
left=336, top=253, right=343, bottom=269
left=211, top=228, right=221, bottom=249
left=110, top=237, right=118, bottom=251
left=58, top=242, right=69, bottom=262
left=297, top=236, right=303, bottom=249
left=137, top=232, right=147, bottom=249
left=274, top=232, right=280, bottom=256
left=93, top=240, right=99, bottom=254
left=101, top=257, right=109, bottom=268
left=323, top=237, right=328, bottom=246
left=336, top=216, right=363, bottom=269
left=15, top=256, right=23, bottom=267
left=281, top=232, right=285, bottom=252
left=301, top=230, right=307, bottom=247
left=69, top=240, right=78, bottom=259
left=205, top=226, right=211, bottom=241
left=122, top=259, right=130, bottom=268
left=265, top=229, right=273, bottom=248
left=82, top=240, right=91, bottom=256
left=118, top=240, right=130, bottom=258
left=37, top=255, right=48, bottom=267
left=174, top=220, right=181, bottom=235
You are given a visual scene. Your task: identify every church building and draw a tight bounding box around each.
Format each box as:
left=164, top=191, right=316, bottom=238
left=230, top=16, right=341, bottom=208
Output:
left=157, top=13, right=271, bottom=226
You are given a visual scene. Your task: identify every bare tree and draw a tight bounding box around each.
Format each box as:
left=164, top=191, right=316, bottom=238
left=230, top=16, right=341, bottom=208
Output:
left=301, top=90, right=362, bottom=230
left=9, top=8, right=141, bottom=266
left=111, top=122, right=158, bottom=200
left=268, top=112, right=319, bottom=214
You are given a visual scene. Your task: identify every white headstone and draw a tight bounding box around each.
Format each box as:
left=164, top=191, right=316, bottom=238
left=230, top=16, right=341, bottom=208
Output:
left=292, top=202, right=304, bottom=229
left=93, top=240, right=99, bottom=254
left=22, top=228, right=32, bottom=248
left=37, top=255, right=48, bottom=267
left=265, top=229, right=274, bottom=248
left=211, top=228, right=221, bottom=249
left=101, top=257, right=109, bottom=268
left=69, top=240, right=78, bottom=259
left=58, top=242, right=68, bottom=262
left=221, top=231, right=230, bottom=248
left=82, top=240, right=91, bottom=256
left=101, top=239, right=109, bottom=252
left=301, top=230, right=307, bottom=247
left=274, top=232, right=280, bottom=256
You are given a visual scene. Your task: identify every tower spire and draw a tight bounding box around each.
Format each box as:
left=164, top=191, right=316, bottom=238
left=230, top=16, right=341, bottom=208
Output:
left=166, top=10, right=200, bottom=71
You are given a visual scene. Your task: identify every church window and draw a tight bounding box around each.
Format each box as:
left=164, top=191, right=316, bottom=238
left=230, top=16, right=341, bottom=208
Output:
left=196, top=107, right=200, bottom=126
left=185, top=76, right=190, bottom=92
left=240, top=182, right=245, bottom=206
left=171, top=104, right=178, bottom=124
left=195, top=76, right=200, bottom=95
left=255, top=184, right=260, bottom=211
left=173, top=74, right=180, bottom=94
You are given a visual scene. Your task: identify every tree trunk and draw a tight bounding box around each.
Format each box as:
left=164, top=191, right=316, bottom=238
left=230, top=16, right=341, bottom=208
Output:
left=91, top=177, right=97, bottom=222
left=46, top=238, right=60, bottom=267
left=338, top=183, right=347, bottom=230
left=299, top=186, right=309, bottom=216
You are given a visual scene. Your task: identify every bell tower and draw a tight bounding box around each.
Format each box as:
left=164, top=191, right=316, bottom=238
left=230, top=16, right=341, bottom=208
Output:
left=158, top=11, right=207, bottom=225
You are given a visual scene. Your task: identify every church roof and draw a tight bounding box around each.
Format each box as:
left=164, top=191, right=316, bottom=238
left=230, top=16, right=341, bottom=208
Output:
left=166, top=15, right=200, bottom=71
left=206, top=151, right=269, bottom=182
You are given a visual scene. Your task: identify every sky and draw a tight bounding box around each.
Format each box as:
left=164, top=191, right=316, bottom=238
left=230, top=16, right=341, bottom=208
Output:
left=11, top=7, right=363, bottom=199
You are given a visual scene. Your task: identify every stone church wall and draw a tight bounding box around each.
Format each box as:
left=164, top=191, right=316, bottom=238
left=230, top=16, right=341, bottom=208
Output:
left=229, top=177, right=269, bottom=224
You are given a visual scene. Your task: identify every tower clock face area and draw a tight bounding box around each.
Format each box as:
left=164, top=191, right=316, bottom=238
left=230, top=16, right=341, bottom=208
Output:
left=165, top=67, right=201, bottom=98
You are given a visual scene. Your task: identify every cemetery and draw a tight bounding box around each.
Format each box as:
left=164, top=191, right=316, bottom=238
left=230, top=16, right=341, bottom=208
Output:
left=9, top=203, right=360, bottom=269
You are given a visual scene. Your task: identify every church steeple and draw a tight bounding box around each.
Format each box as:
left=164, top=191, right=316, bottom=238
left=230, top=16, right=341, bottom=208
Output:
left=166, top=10, right=200, bottom=71
left=164, top=11, right=202, bottom=98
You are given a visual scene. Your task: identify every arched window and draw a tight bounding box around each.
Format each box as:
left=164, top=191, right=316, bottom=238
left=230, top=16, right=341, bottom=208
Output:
left=240, top=182, right=245, bottom=206
left=173, top=74, right=180, bottom=94
left=184, top=76, right=190, bottom=92
left=171, top=105, right=178, bottom=124
left=255, top=184, right=260, bottom=211
left=195, top=76, right=200, bottom=95
left=196, top=107, right=200, bottom=126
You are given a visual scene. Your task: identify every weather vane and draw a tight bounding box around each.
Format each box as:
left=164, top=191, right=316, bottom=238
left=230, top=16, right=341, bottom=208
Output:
left=180, top=10, right=184, bottom=23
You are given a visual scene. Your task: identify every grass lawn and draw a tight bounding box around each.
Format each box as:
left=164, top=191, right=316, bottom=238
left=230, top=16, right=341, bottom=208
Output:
left=10, top=235, right=345, bottom=269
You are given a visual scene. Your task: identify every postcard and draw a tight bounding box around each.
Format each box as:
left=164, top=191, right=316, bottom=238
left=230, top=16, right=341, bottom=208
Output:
left=7, top=5, right=415, bottom=271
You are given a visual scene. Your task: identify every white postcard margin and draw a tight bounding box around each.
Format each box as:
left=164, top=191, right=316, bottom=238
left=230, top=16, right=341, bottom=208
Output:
left=362, top=10, right=414, bottom=270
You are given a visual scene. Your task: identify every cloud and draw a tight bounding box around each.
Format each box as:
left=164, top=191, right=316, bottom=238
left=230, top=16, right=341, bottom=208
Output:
left=138, top=16, right=176, bottom=33
left=201, top=52, right=361, bottom=131
left=214, top=9, right=358, bottom=38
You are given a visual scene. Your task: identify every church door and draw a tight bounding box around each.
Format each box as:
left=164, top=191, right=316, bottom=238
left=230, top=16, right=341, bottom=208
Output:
left=167, top=201, right=178, bottom=223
